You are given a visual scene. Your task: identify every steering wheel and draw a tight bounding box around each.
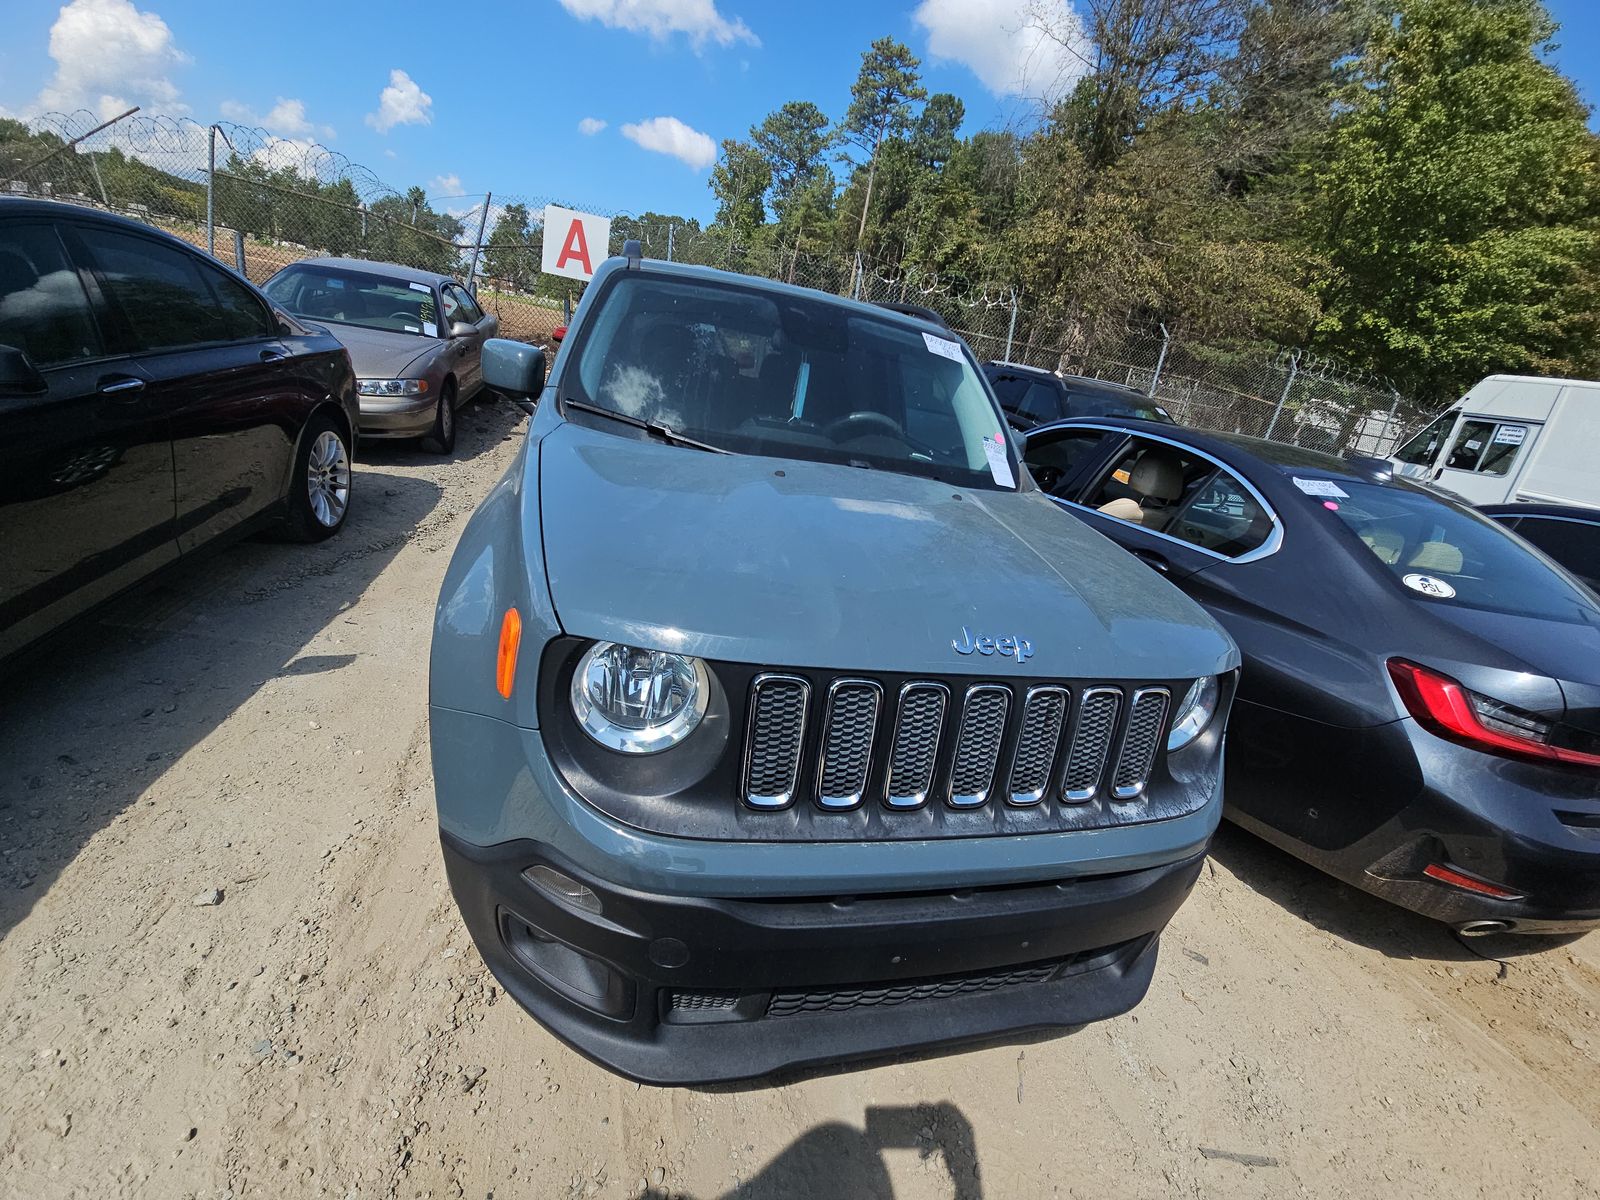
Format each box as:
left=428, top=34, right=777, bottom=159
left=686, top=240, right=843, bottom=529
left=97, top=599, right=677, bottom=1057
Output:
left=388, top=311, right=420, bottom=322
left=1030, top=463, right=1065, bottom=492
left=823, top=411, right=907, bottom=443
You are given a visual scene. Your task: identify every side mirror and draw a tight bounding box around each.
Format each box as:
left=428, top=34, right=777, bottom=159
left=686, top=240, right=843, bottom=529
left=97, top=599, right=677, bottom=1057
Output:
left=448, top=320, right=477, bottom=339
left=482, top=338, right=546, bottom=399
left=0, top=344, right=47, bottom=398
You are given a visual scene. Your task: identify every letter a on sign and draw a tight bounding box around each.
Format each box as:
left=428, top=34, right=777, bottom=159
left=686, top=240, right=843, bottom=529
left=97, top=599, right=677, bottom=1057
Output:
left=541, top=204, right=612, bottom=283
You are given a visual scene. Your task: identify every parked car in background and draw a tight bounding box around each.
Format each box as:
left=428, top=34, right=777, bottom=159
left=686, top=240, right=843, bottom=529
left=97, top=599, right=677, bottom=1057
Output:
left=0, top=198, right=359, bottom=664
left=262, top=258, right=498, bottom=454
left=429, top=249, right=1240, bottom=1084
left=1020, top=417, right=1600, bottom=934
left=1481, top=502, right=1600, bottom=595
left=1389, top=374, right=1600, bottom=507
left=983, top=360, right=1174, bottom=431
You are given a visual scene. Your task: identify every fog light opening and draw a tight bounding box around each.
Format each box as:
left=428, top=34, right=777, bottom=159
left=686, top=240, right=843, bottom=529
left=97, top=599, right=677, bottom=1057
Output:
left=523, top=864, right=602, bottom=914
left=1422, top=863, right=1523, bottom=901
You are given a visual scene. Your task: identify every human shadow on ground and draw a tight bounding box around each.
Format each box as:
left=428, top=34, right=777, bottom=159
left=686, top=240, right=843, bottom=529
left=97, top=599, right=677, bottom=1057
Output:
left=629, top=1103, right=982, bottom=1200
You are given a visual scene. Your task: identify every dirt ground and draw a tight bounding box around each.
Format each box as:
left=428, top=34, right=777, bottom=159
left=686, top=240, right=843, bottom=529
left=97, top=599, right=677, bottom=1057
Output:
left=2, top=396, right=1598, bottom=1200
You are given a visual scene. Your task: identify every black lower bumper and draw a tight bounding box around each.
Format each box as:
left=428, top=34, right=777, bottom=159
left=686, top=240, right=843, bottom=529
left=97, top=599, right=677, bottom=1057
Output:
left=440, top=831, right=1206, bottom=1085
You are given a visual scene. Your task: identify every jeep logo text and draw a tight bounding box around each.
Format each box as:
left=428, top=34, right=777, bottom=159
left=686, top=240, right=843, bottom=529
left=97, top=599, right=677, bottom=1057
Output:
left=952, top=627, right=1034, bottom=662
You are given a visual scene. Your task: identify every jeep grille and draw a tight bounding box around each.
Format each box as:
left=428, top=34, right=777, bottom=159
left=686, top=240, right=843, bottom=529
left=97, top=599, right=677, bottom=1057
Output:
left=742, top=676, right=1172, bottom=811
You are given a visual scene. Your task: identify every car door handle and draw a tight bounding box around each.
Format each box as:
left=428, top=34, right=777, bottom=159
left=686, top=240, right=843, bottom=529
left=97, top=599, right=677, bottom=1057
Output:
left=98, top=375, right=145, bottom=396
left=1133, top=548, right=1170, bottom=573
left=259, top=348, right=288, bottom=363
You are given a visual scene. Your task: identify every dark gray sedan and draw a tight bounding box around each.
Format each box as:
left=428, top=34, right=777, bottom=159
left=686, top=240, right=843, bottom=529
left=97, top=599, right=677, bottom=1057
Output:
left=263, top=257, right=498, bottom=453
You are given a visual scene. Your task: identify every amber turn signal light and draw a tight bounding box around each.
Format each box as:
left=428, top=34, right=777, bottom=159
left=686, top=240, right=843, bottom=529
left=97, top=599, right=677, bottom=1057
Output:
left=496, top=608, right=522, bottom=699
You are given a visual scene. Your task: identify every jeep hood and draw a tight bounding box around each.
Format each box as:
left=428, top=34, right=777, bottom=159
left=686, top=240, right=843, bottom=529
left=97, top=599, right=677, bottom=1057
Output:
left=537, top=422, right=1237, bottom=679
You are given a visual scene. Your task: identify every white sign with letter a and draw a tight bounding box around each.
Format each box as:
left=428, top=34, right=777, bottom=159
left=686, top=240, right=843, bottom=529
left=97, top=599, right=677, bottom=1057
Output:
left=541, top=204, right=612, bottom=282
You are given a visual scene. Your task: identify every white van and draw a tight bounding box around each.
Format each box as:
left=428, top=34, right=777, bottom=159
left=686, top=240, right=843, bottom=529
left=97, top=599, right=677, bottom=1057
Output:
left=1389, top=374, right=1600, bottom=506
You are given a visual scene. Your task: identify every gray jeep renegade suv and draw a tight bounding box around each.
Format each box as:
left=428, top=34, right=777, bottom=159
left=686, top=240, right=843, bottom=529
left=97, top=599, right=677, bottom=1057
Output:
left=428, top=249, right=1240, bottom=1084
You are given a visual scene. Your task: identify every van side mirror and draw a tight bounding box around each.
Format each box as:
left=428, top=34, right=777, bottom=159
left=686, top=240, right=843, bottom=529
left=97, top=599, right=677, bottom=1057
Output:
left=482, top=338, right=547, bottom=399
left=0, top=344, right=47, bottom=398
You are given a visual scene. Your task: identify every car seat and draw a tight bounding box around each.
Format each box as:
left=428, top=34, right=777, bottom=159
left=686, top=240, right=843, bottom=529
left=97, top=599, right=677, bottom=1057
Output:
left=1099, top=448, right=1185, bottom=528
left=1406, top=541, right=1464, bottom=574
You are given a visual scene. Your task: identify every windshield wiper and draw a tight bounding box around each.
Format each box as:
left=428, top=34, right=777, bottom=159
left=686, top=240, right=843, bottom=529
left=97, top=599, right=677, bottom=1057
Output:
left=562, top=399, right=729, bottom=455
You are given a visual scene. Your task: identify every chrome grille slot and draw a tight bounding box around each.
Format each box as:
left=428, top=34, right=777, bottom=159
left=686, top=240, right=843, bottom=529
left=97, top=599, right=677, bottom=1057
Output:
left=1112, top=687, right=1169, bottom=800
left=816, top=680, right=882, bottom=809
left=1063, top=687, right=1122, bottom=802
left=1008, top=686, right=1068, bottom=805
left=743, top=675, right=810, bottom=809
left=948, top=685, right=1011, bottom=808
left=885, top=683, right=948, bottom=809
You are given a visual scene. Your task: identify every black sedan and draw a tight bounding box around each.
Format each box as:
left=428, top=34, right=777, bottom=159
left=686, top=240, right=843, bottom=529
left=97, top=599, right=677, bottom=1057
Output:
left=1480, top=502, right=1600, bottom=595
left=1020, top=417, right=1600, bottom=933
left=0, top=198, right=359, bottom=664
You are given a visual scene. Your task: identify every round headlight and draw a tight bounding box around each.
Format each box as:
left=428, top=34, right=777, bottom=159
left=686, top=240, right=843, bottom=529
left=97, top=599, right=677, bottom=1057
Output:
left=1168, top=675, right=1220, bottom=752
left=570, top=642, right=709, bottom=753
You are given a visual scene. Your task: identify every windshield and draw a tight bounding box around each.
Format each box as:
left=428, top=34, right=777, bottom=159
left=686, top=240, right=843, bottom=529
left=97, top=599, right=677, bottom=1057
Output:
left=1321, top=478, right=1599, bottom=622
left=1062, top=390, right=1174, bottom=423
left=569, top=274, right=1019, bottom=490
left=262, top=265, right=440, bottom=338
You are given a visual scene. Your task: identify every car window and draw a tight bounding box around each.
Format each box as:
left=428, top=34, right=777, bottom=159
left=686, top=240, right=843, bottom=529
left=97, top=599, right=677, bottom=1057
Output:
left=985, top=371, right=1029, bottom=409
left=1328, top=483, right=1597, bottom=621
left=1084, top=437, right=1232, bottom=539
left=263, top=265, right=439, bottom=337
left=447, top=284, right=485, bottom=324
left=0, top=223, right=103, bottom=366
left=198, top=261, right=273, bottom=341
left=1505, top=515, right=1600, bottom=590
left=1444, top=418, right=1527, bottom=476
left=1017, top=381, right=1061, bottom=424
left=440, top=284, right=463, bottom=323
left=1394, top=408, right=1458, bottom=466
left=1022, top=428, right=1113, bottom=495
left=571, top=274, right=1017, bottom=490
left=75, top=226, right=251, bottom=352
left=1062, top=387, right=1174, bottom=423
left=1165, top=469, right=1275, bottom=557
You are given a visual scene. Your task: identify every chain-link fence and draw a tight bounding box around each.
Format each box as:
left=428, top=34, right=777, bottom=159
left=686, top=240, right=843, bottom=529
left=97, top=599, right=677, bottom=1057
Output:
left=2, top=107, right=1439, bottom=457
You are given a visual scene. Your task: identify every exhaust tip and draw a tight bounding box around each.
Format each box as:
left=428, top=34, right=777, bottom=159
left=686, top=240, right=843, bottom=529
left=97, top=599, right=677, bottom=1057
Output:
left=1456, top=920, right=1512, bottom=937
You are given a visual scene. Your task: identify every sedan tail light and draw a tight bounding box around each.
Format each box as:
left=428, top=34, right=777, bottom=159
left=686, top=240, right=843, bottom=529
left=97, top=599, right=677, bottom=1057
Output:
left=1387, top=659, right=1600, bottom=768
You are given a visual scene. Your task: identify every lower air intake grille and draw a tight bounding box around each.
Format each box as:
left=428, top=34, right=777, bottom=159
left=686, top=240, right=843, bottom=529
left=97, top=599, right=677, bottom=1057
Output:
left=668, top=990, right=739, bottom=1013
left=767, top=960, right=1064, bottom=1018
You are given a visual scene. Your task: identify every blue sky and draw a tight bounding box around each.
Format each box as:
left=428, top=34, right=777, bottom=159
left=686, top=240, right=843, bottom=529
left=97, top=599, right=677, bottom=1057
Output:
left=2, top=0, right=1594, bottom=227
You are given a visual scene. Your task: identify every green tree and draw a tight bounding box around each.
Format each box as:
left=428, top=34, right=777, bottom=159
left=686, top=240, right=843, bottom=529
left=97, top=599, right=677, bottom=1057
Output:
left=709, top=137, right=771, bottom=248
left=751, top=101, right=834, bottom=219
left=912, top=93, right=965, bottom=170
left=839, top=37, right=927, bottom=254
left=1311, top=0, right=1600, bottom=397
left=483, top=202, right=534, bottom=289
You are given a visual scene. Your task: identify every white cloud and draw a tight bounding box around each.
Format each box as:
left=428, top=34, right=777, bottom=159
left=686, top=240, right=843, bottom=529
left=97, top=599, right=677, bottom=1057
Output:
left=556, top=0, right=757, bottom=50
left=913, top=0, right=1091, bottom=99
left=430, top=173, right=465, bottom=197
left=33, top=0, right=190, bottom=118
left=365, top=69, right=432, bottom=134
left=383, top=148, right=397, bottom=159
left=577, top=116, right=607, bottom=136
left=250, top=135, right=326, bottom=179
left=219, top=96, right=334, bottom=140
left=620, top=115, right=716, bottom=169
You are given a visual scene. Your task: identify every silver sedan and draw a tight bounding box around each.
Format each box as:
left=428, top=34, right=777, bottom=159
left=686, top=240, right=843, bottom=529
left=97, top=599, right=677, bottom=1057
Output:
left=263, top=257, right=499, bottom=453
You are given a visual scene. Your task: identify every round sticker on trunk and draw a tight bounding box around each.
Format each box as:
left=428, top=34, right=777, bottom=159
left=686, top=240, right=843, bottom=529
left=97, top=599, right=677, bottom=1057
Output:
left=1402, top=573, right=1456, bottom=599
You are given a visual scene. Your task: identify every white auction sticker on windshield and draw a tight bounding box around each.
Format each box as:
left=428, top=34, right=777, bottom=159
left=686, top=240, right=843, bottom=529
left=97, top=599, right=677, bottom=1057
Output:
left=1403, top=573, right=1456, bottom=599
left=408, top=282, right=432, bottom=294
left=923, top=332, right=964, bottom=363
left=1293, top=476, right=1349, bottom=499
left=983, top=436, right=1016, bottom=488
left=421, top=322, right=437, bottom=337
left=1493, top=424, right=1527, bottom=445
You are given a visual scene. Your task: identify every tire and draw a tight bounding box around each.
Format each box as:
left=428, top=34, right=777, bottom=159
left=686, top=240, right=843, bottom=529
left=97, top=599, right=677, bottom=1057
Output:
left=281, top=415, right=352, bottom=543
left=421, top=379, right=458, bottom=455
